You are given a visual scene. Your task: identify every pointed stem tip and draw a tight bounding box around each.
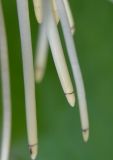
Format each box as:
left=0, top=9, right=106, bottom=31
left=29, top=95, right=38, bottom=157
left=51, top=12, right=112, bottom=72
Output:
left=29, top=144, right=38, bottom=160
left=82, top=128, right=89, bottom=142
left=65, top=91, right=75, bottom=107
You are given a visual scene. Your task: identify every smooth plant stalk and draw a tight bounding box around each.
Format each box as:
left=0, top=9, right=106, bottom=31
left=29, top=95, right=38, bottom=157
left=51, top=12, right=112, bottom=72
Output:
left=33, top=0, right=59, bottom=23
left=45, top=0, right=75, bottom=107
left=35, top=23, right=48, bottom=83
left=0, top=2, right=12, bottom=160
left=32, top=0, right=74, bottom=31
left=34, top=0, right=75, bottom=83
left=52, top=0, right=60, bottom=23
left=63, top=0, right=75, bottom=34
left=16, top=0, right=38, bottom=159
left=34, top=1, right=59, bottom=83
left=56, top=0, right=89, bottom=142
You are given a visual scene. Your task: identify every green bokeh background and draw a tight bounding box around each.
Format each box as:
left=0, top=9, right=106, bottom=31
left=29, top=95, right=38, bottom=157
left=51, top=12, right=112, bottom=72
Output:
left=0, top=0, right=113, bottom=159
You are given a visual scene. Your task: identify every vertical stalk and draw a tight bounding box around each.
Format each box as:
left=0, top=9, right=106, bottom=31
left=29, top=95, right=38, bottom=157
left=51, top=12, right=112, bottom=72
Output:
left=56, top=0, right=89, bottom=142
left=16, top=0, right=38, bottom=159
left=0, top=2, right=12, bottom=160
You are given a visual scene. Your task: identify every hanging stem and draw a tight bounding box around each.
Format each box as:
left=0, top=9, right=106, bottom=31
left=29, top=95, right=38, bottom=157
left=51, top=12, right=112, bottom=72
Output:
left=56, top=0, right=89, bottom=142
left=0, top=2, right=12, bottom=160
left=16, top=0, right=38, bottom=159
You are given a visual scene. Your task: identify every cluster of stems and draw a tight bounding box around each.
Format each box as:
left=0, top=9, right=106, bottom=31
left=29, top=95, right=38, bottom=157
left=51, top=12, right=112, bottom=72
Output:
left=0, top=0, right=89, bottom=160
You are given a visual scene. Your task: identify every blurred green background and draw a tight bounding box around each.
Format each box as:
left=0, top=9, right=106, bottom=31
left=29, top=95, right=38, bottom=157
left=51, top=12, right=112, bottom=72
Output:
left=1, top=0, right=113, bottom=159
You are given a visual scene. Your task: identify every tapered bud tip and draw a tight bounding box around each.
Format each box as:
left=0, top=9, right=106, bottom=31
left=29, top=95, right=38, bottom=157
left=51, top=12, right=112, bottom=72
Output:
left=29, top=145, right=38, bottom=160
left=82, top=129, right=89, bottom=142
left=66, top=92, right=75, bottom=107
left=71, top=25, right=75, bottom=35
left=35, top=66, right=44, bottom=83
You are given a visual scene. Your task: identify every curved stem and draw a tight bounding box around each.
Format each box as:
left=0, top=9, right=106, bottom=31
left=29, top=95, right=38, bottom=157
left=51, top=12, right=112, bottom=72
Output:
left=0, top=2, right=12, bottom=160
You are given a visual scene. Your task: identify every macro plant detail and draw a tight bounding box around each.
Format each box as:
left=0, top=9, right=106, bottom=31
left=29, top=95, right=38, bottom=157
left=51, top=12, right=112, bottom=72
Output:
left=0, top=2, right=12, bottom=160
left=0, top=0, right=89, bottom=160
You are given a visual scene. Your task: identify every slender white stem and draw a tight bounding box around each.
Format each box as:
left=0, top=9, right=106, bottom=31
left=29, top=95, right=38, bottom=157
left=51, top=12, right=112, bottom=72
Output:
left=33, top=0, right=59, bottom=23
left=0, top=2, right=12, bottom=160
left=63, top=0, right=75, bottom=34
left=34, top=1, right=59, bottom=83
left=16, top=0, right=38, bottom=159
left=56, top=0, right=89, bottom=142
left=52, top=0, right=60, bottom=23
left=53, top=0, right=75, bottom=34
left=34, top=0, right=74, bottom=83
left=35, top=23, right=48, bottom=83
left=45, top=0, right=75, bottom=107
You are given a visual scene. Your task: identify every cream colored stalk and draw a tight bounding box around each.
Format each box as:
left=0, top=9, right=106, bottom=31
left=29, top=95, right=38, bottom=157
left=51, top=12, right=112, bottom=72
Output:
left=56, top=0, right=89, bottom=142
left=47, top=15, right=75, bottom=107
left=16, top=0, right=38, bottom=159
left=0, top=2, right=12, bottom=160
left=63, top=0, right=75, bottom=34
left=33, top=0, right=75, bottom=32
left=33, top=0, right=59, bottom=23
left=33, top=0, right=42, bottom=23
left=35, top=23, right=48, bottom=82
left=34, top=0, right=75, bottom=84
